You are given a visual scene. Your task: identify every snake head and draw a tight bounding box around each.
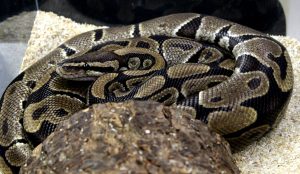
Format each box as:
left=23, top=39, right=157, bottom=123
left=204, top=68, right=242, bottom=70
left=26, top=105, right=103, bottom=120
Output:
left=56, top=51, right=124, bottom=81
left=57, top=47, right=165, bottom=81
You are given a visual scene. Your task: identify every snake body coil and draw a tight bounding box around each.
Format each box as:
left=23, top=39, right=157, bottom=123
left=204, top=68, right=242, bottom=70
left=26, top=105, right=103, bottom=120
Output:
left=0, top=13, right=293, bottom=173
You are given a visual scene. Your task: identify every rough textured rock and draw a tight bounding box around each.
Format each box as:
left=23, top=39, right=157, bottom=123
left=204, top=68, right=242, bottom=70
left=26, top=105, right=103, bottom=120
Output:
left=20, top=101, right=239, bottom=174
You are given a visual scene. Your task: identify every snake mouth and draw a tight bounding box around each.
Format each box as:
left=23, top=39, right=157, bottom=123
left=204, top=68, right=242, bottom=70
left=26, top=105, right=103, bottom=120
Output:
left=55, top=50, right=122, bottom=81
left=56, top=66, right=95, bottom=81
left=56, top=61, right=117, bottom=81
left=65, top=76, right=98, bottom=81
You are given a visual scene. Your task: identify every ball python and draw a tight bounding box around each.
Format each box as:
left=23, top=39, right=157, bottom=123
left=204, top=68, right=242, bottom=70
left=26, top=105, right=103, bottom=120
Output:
left=0, top=13, right=293, bottom=173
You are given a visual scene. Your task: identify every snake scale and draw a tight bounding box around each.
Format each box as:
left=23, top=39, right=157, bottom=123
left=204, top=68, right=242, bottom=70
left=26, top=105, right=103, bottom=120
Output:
left=0, top=13, right=293, bottom=173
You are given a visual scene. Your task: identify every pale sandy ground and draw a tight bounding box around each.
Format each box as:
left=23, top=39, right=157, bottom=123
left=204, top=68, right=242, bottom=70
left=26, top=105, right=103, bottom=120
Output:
left=22, top=11, right=300, bottom=174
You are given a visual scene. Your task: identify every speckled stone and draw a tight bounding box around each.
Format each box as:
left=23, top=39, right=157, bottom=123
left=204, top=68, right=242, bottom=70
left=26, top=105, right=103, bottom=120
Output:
left=20, top=101, right=239, bottom=174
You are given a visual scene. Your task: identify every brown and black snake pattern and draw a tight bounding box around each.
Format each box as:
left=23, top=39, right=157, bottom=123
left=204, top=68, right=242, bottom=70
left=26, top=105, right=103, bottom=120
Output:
left=0, top=13, right=293, bottom=173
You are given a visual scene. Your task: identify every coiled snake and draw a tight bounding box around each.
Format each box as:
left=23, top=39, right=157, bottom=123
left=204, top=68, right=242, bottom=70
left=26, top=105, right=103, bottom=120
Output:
left=0, top=13, right=294, bottom=173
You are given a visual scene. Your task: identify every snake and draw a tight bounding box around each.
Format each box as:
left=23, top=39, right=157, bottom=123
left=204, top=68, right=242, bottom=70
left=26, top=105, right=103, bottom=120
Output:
left=0, top=13, right=293, bottom=173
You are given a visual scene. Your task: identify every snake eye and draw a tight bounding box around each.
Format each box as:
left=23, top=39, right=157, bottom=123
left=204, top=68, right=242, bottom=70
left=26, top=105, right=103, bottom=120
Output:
left=128, top=57, right=141, bottom=70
